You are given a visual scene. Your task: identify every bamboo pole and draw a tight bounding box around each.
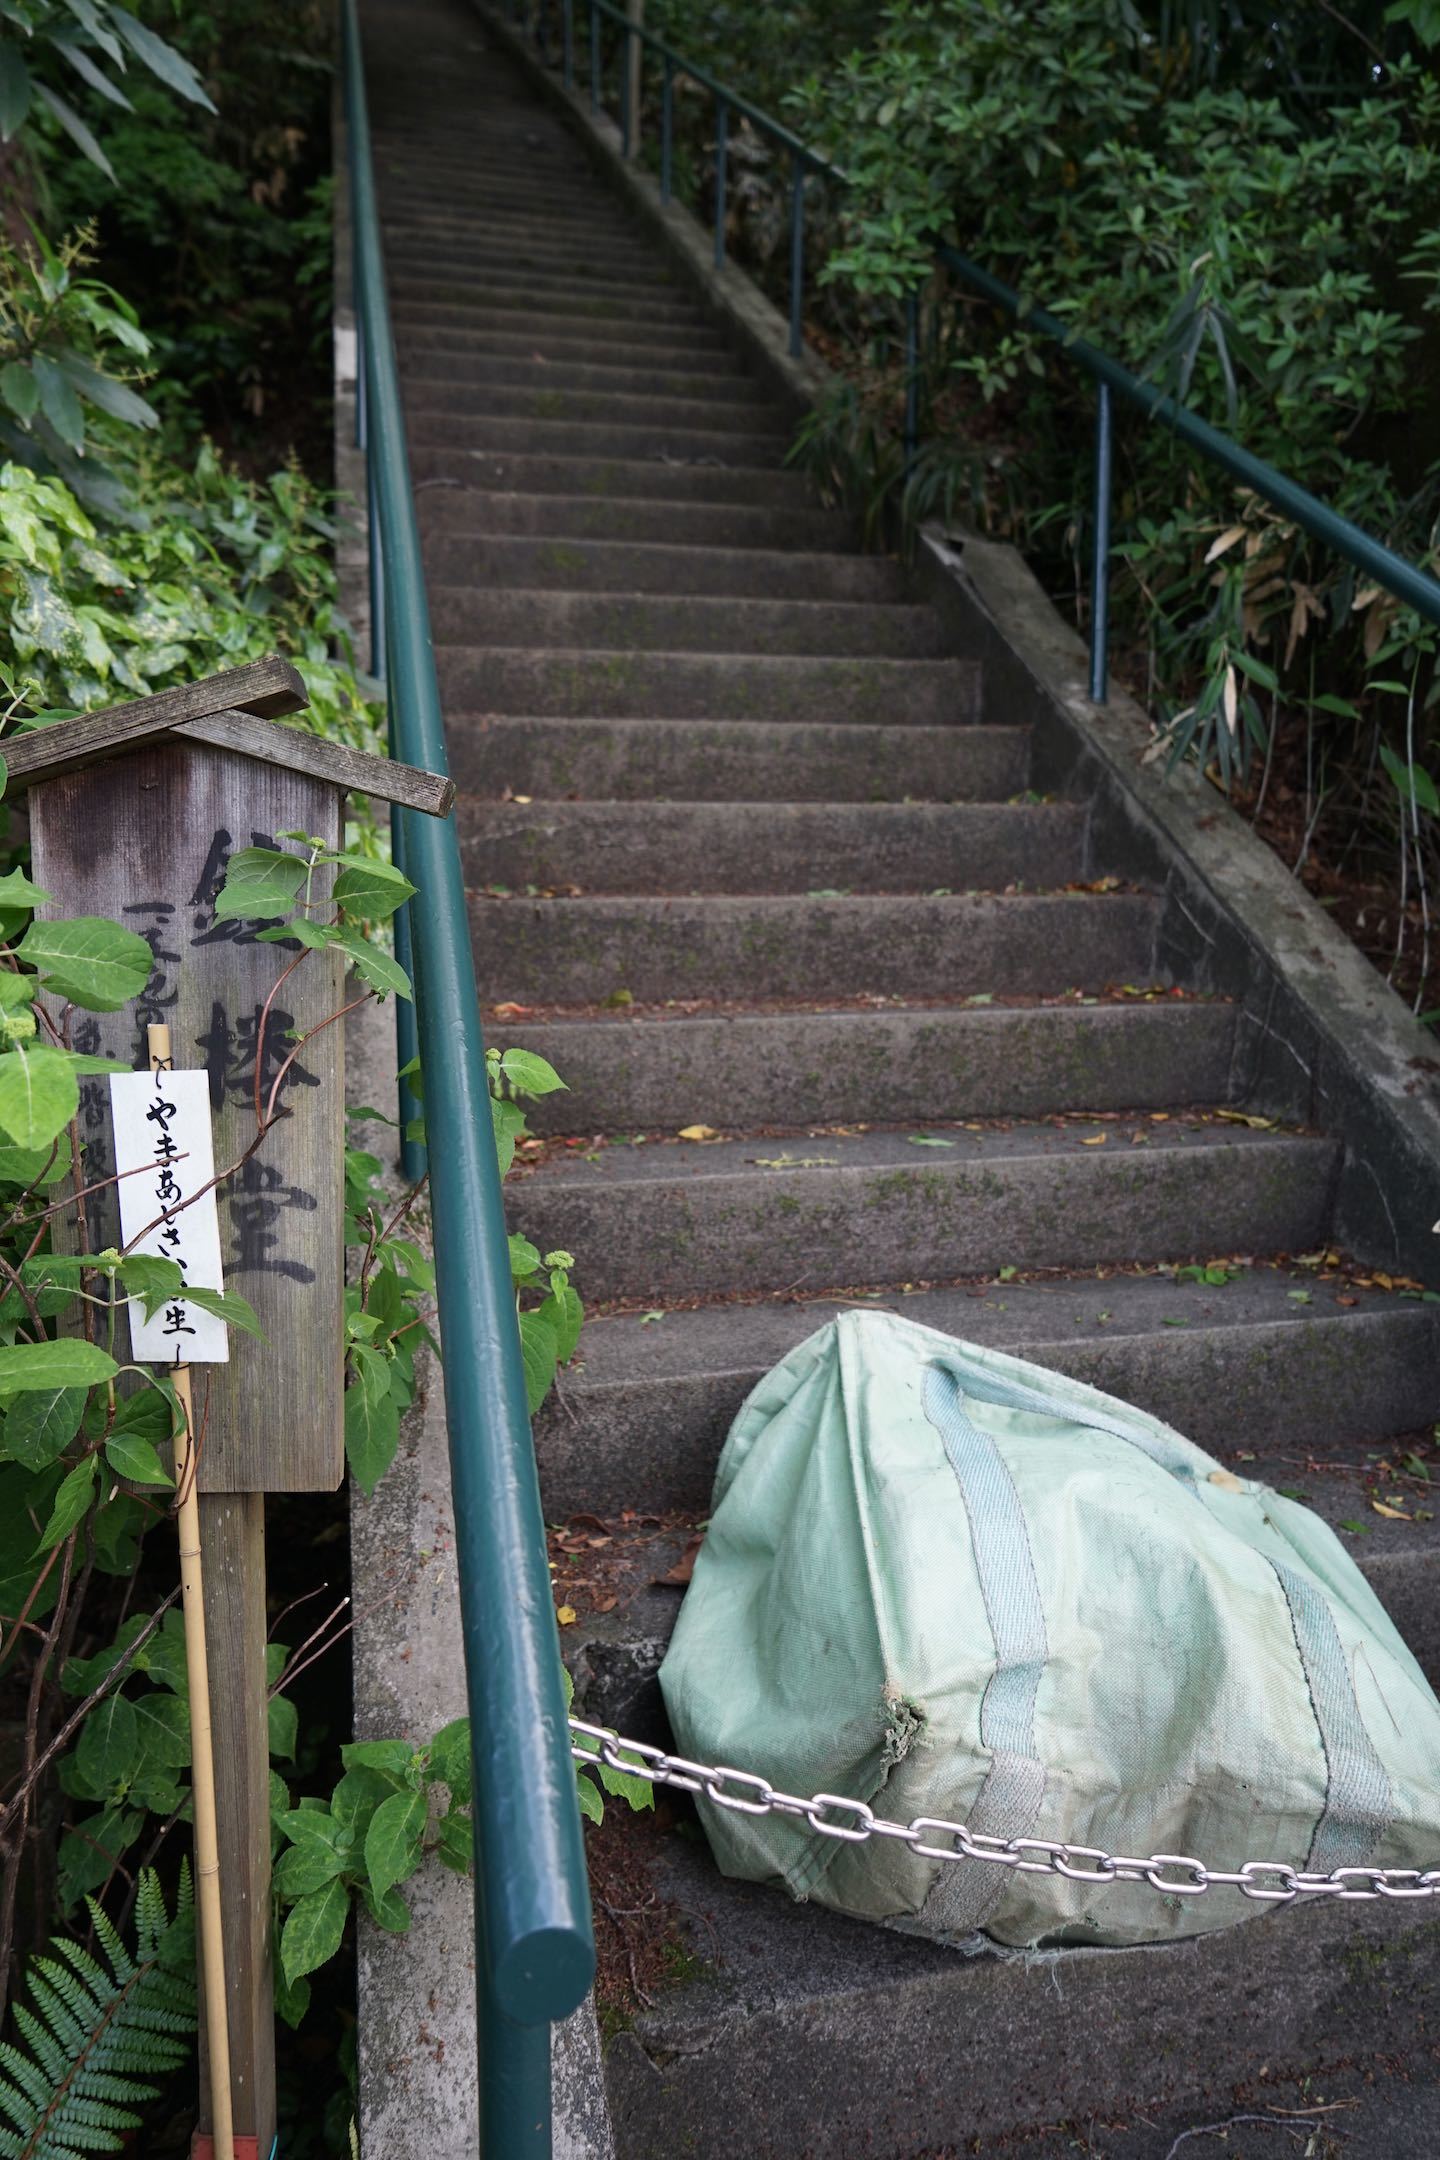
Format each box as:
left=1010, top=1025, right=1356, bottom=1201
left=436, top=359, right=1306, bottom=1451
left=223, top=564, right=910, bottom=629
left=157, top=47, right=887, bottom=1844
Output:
left=146, top=1023, right=235, bottom=2160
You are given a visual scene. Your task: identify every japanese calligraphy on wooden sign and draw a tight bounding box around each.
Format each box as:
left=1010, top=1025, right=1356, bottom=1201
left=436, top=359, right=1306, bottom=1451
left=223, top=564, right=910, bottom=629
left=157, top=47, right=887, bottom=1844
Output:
left=110, top=1065, right=229, bottom=1364
left=15, top=656, right=455, bottom=1492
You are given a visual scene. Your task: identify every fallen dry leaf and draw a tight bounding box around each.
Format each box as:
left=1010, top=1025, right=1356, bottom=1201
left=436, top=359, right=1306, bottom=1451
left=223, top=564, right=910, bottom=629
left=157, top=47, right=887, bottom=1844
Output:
left=556, top=1605, right=577, bottom=1626
left=1216, top=1110, right=1276, bottom=1130
left=1079, top=1133, right=1107, bottom=1146
left=492, top=1001, right=532, bottom=1019
left=654, top=1535, right=704, bottom=1587
left=678, top=1124, right=720, bottom=1142
left=1372, top=1501, right=1411, bottom=1521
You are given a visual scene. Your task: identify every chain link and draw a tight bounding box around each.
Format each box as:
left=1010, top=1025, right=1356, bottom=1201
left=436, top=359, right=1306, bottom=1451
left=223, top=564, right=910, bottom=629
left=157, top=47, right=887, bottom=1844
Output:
left=570, top=1717, right=1440, bottom=1905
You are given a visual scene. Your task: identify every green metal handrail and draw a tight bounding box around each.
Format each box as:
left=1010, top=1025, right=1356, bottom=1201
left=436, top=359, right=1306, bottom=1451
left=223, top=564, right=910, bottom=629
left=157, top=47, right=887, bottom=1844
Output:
left=341, top=6, right=595, bottom=2153
left=532, top=0, right=1440, bottom=703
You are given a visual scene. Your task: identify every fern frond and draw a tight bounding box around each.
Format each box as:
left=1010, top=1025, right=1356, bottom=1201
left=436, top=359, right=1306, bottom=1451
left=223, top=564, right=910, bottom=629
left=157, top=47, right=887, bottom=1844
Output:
left=0, top=1868, right=196, bottom=2159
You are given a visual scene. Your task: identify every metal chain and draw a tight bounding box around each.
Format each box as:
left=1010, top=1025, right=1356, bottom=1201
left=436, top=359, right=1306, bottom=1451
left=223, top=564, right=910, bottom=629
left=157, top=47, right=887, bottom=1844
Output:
left=569, top=1716, right=1440, bottom=1905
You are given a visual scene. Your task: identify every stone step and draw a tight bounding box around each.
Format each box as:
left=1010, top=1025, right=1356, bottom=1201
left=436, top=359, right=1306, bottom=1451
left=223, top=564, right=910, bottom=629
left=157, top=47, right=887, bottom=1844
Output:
left=408, top=409, right=791, bottom=464
left=381, top=236, right=672, bottom=287
left=438, top=647, right=983, bottom=720
left=389, top=273, right=704, bottom=326
left=462, top=799, right=1087, bottom=893
left=423, top=533, right=901, bottom=600
left=447, top=715, right=1030, bottom=802
left=590, top=1699, right=1440, bottom=2160
left=380, top=207, right=657, bottom=254
left=408, top=449, right=811, bottom=507
left=398, top=325, right=750, bottom=376
left=403, top=379, right=791, bottom=435
left=496, top=999, right=1236, bottom=1135
left=536, top=1266, right=1439, bottom=1520
left=393, top=315, right=742, bottom=368
left=469, top=890, right=1159, bottom=1002
left=402, top=352, right=762, bottom=407
left=431, top=588, right=943, bottom=658
left=507, top=1117, right=1332, bottom=1301
left=417, top=489, right=855, bottom=549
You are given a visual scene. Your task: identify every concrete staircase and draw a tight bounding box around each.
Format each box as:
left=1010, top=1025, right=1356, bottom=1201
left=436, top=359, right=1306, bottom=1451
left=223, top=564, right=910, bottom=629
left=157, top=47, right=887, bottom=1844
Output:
left=363, top=3, right=1440, bottom=2151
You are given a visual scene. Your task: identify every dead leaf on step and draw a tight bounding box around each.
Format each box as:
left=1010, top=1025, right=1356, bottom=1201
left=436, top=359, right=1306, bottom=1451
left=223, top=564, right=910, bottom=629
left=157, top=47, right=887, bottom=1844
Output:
left=678, top=1124, right=721, bottom=1142
left=556, top=1605, right=577, bottom=1626
left=492, top=1001, right=531, bottom=1019
left=1216, top=1110, right=1277, bottom=1130
left=1373, top=1501, right=1411, bottom=1521
left=1079, top=1133, right=1107, bottom=1145
left=655, top=1535, right=704, bottom=1587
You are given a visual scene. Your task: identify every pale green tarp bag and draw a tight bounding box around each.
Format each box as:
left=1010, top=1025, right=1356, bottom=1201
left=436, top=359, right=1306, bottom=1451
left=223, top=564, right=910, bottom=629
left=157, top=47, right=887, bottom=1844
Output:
left=658, top=1309, right=1440, bottom=1949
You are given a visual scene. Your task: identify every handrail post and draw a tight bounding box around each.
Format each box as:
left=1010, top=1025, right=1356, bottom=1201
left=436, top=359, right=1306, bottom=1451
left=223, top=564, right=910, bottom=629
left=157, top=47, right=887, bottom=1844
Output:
left=561, top=0, right=573, bottom=87
left=1090, top=379, right=1113, bottom=704
left=367, top=475, right=386, bottom=683
left=903, top=290, right=920, bottom=471
left=788, top=153, right=805, bottom=358
left=620, top=13, right=633, bottom=155
left=481, top=1971, right=553, bottom=2159
left=713, top=94, right=728, bottom=270
left=588, top=0, right=599, bottom=112
left=660, top=54, right=673, bottom=203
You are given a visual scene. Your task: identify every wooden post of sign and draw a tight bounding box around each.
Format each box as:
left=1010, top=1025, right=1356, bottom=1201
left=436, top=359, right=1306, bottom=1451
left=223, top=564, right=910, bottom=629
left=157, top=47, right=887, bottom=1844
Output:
left=11, top=661, right=454, bottom=2160
left=145, top=1024, right=236, bottom=2160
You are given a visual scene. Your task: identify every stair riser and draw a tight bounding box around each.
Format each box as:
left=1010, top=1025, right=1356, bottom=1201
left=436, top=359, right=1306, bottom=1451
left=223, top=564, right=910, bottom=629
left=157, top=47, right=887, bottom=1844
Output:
left=448, top=717, right=1030, bottom=801
left=538, top=1309, right=1438, bottom=1521
left=438, top=649, right=982, bottom=720
left=462, top=801, right=1086, bottom=893
left=393, top=317, right=739, bottom=365
left=400, top=338, right=749, bottom=382
left=402, top=357, right=761, bottom=407
left=389, top=277, right=703, bottom=325
left=409, top=411, right=790, bottom=463
left=386, top=255, right=686, bottom=306
left=501, top=1004, right=1236, bottom=1135
left=469, top=894, right=1159, bottom=1001
left=508, top=1138, right=1334, bottom=1301
left=424, top=535, right=900, bottom=600
left=418, top=491, right=853, bottom=547
left=431, top=589, right=943, bottom=658
left=411, top=450, right=812, bottom=507
left=403, top=380, right=787, bottom=432
left=382, top=241, right=671, bottom=287
left=602, top=1867, right=1440, bottom=2160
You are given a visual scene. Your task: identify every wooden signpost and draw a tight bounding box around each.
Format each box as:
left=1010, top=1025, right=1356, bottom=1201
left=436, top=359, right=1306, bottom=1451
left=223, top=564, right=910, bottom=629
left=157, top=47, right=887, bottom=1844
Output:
left=13, top=659, right=454, bottom=2157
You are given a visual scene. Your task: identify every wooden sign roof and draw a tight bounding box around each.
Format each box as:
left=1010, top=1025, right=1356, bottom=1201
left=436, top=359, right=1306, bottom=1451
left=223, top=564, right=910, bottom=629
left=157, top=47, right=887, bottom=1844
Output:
left=1, top=655, right=455, bottom=818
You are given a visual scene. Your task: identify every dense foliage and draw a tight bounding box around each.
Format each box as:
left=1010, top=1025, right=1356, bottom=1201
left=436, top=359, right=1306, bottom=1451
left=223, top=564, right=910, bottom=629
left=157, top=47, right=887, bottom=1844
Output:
left=639, top=0, right=1440, bottom=1014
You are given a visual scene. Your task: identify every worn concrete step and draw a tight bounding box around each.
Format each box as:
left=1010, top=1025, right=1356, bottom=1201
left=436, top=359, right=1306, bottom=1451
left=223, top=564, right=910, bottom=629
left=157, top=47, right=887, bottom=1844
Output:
left=497, top=999, right=1235, bottom=1135
left=448, top=716, right=1030, bottom=802
left=393, top=315, right=741, bottom=368
left=410, top=449, right=817, bottom=508
left=431, top=589, right=943, bottom=658
left=384, top=241, right=682, bottom=294
left=382, top=240, right=673, bottom=291
left=379, top=210, right=661, bottom=254
left=408, top=409, right=791, bottom=465
left=403, top=379, right=790, bottom=435
left=401, top=353, right=762, bottom=409
left=536, top=1266, right=1439, bottom=1521
left=507, top=1119, right=1335, bottom=1301
left=469, top=890, right=1159, bottom=1002
left=397, top=325, right=749, bottom=377
left=586, top=1656, right=1440, bottom=2160
left=423, top=534, right=900, bottom=600
left=376, top=178, right=605, bottom=218
left=462, top=800, right=1086, bottom=894
left=416, top=488, right=854, bottom=549
left=389, top=274, right=704, bottom=326
left=438, top=647, right=982, bottom=720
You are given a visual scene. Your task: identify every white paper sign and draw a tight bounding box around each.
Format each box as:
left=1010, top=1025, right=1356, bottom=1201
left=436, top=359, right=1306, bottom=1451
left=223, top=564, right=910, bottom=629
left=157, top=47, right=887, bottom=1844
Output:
left=109, top=1067, right=230, bottom=1366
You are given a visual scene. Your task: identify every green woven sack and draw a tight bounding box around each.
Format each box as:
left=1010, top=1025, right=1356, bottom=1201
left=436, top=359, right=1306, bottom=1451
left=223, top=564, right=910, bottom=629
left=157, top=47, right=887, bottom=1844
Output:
left=658, top=1309, right=1440, bottom=1948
